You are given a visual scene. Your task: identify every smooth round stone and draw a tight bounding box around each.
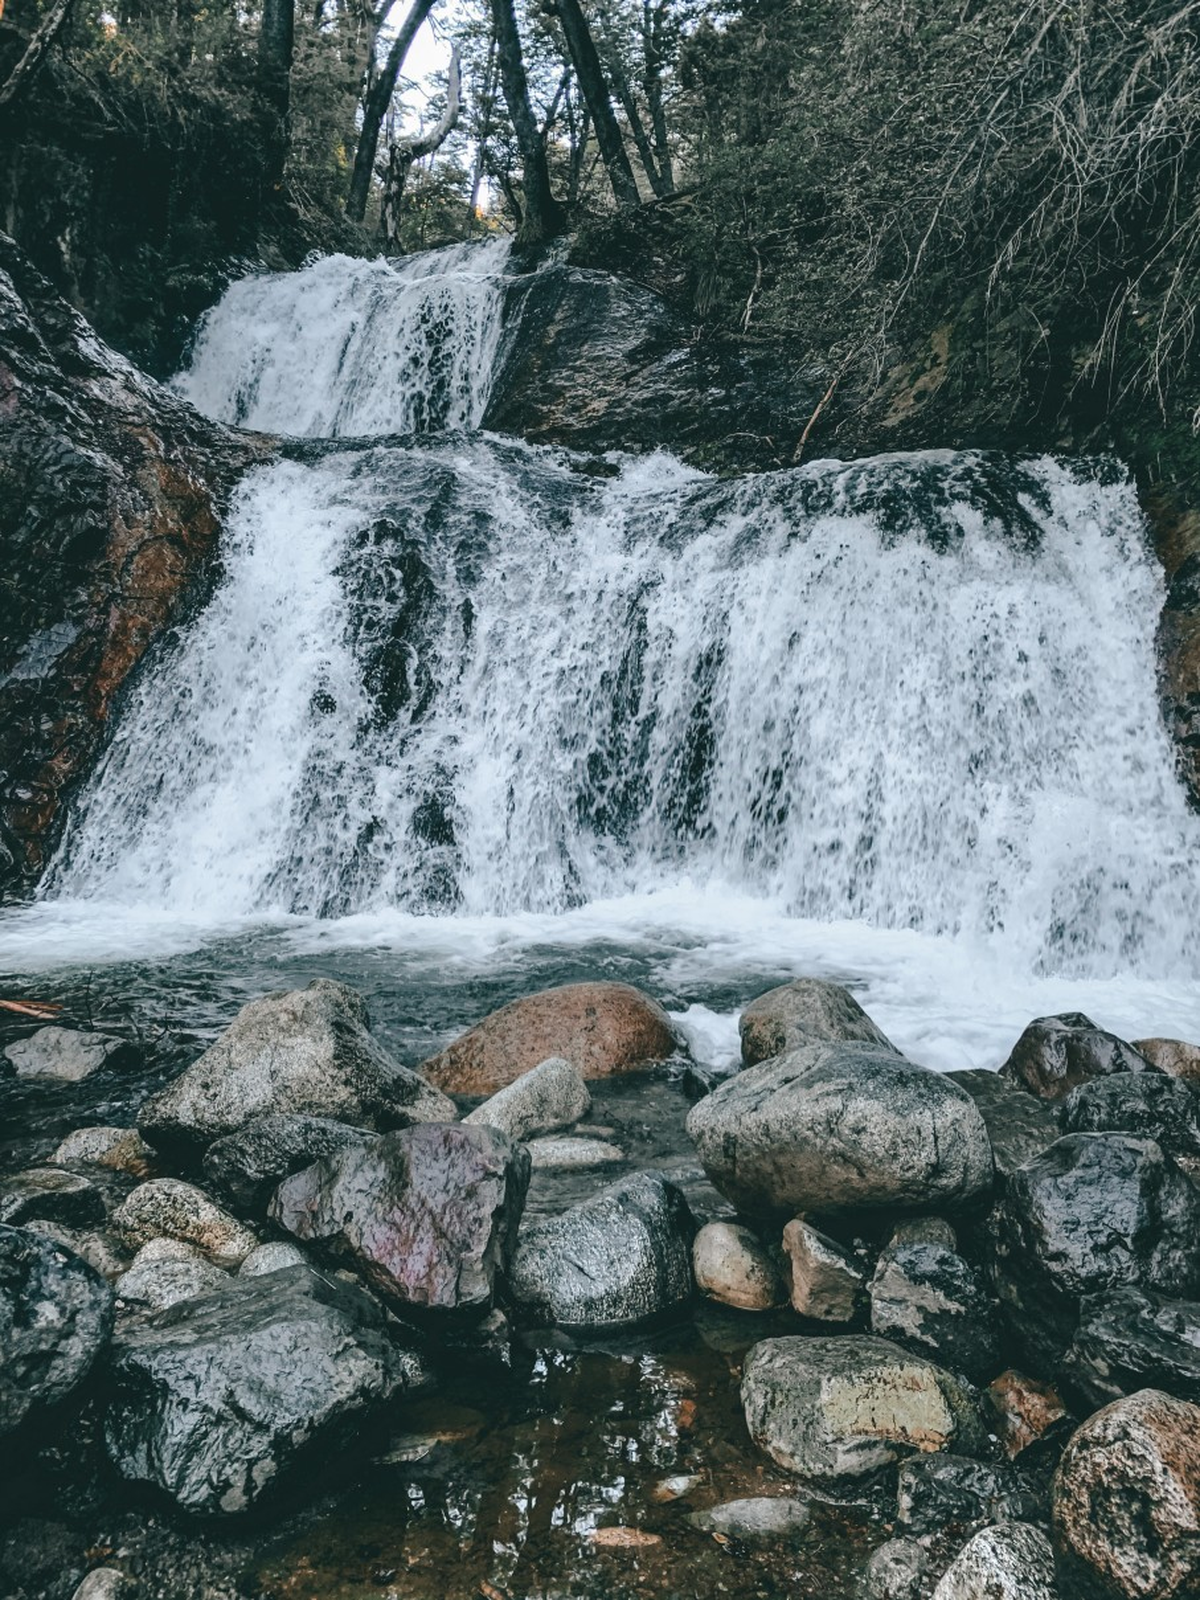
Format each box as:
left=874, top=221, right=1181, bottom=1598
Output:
left=692, top=1221, right=785, bottom=1311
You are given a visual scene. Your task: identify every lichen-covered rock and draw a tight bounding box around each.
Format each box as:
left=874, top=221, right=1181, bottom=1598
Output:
left=687, top=1043, right=992, bottom=1216
left=104, top=1265, right=428, bottom=1514
left=896, top=1455, right=1041, bottom=1537
left=508, top=1172, right=694, bottom=1332
left=1052, top=1388, right=1200, bottom=1600
left=52, top=1126, right=158, bottom=1178
left=112, top=1180, right=257, bottom=1268
left=783, top=1218, right=865, bottom=1322
left=738, top=978, right=896, bottom=1067
left=0, top=1224, right=114, bottom=1434
left=1060, top=1071, right=1200, bottom=1161
left=999, top=1013, right=1154, bottom=1101
left=419, top=981, right=676, bottom=1096
left=693, top=1221, right=786, bottom=1311
left=740, top=1335, right=986, bottom=1483
left=944, top=1069, right=1060, bottom=1177
left=988, top=1133, right=1200, bottom=1367
left=462, top=1056, right=591, bottom=1141
left=201, top=1112, right=373, bottom=1214
left=869, top=1242, right=1002, bottom=1382
left=0, top=1168, right=106, bottom=1229
left=3, top=1027, right=138, bottom=1082
left=271, top=1122, right=528, bottom=1319
left=138, top=980, right=453, bottom=1153
left=930, top=1523, right=1057, bottom=1600
left=1061, top=1286, right=1200, bottom=1407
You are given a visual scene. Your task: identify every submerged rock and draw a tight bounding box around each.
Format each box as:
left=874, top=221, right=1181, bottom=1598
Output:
left=138, top=979, right=453, bottom=1153
left=999, top=1012, right=1154, bottom=1101
left=783, top=1218, right=864, bottom=1323
left=508, top=1171, right=694, bottom=1331
left=112, top=1180, right=257, bottom=1268
left=930, top=1522, right=1057, bottom=1600
left=419, top=981, right=676, bottom=1096
left=462, top=1055, right=591, bottom=1142
left=687, top=1043, right=992, bottom=1216
left=104, top=1265, right=427, bottom=1514
left=686, top=1496, right=811, bottom=1540
left=692, top=1220, right=786, bottom=1311
left=1052, top=1388, right=1200, bottom=1600
left=740, top=1334, right=986, bottom=1483
left=202, top=1112, right=373, bottom=1214
left=869, top=1241, right=1002, bottom=1382
left=3, top=1027, right=138, bottom=1082
left=1062, top=1286, right=1200, bottom=1407
left=0, top=1224, right=114, bottom=1434
left=738, top=978, right=896, bottom=1067
left=271, top=1122, right=529, bottom=1319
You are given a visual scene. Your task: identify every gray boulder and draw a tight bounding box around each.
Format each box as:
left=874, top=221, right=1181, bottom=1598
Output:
left=989, top=1133, right=1200, bottom=1367
left=930, top=1523, right=1057, bottom=1600
left=202, top=1113, right=373, bottom=1214
left=271, top=1122, right=528, bottom=1319
left=1059, top=1071, right=1200, bottom=1161
left=112, top=1180, right=257, bottom=1268
left=462, top=1055, right=590, bottom=1142
left=1061, top=1286, right=1200, bottom=1407
left=740, top=1334, right=986, bottom=1483
left=508, top=1172, right=694, bottom=1332
left=739, top=978, right=896, bottom=1067
left=138, top=979, right=453, bottom=1153
left=944, top=1069, right=1060, bottom=1178
left=999, top=1012, right=1154, bottom=1101
left=869, top=1242, right=1002, bottom=1382
left=687, top=1043, right=992, bottom=1216
left=0, top=1168, right=106, bottom=1229
left=0, top=1224, right=114, bottom=1434
left=104, top=1265, right=428, bottom=1514
left=4, top=1026, right=137, bottom=1082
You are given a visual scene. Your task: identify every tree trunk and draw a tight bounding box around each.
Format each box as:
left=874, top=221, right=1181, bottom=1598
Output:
left=0, top=0, right=74, bottom=112
left=380, top=41, right=462, bottom=244
left=465, top=26, right=497, bottom=232
left=257, top=0, right=295, bottom=191
left=491, top=0, right=563, bottom=244
left=547, top=0, right=639, bottom=209
left=642, top=0, right=672, bottom=192
left=346, top=0, right=438, bottom=223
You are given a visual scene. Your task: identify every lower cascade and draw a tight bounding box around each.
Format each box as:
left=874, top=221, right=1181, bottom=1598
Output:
left=45, top=437, right=1200, bottom=980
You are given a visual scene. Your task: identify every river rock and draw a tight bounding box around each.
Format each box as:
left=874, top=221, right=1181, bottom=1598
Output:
left=1061, top=1286, right=1200, bottom=1407
left=508, top=1172, right=694, bottom=1331
left=1132, top=1036, right=1200, bottom=1080
left=238, top=1241, right=307, bottom=1276
left=3, top=1027, right=138, bottom=1081
left=24, top=1221, right=127, bottom=1280
left=988, top=1133, right=1200, bottom=1367
left=52, top=1126, right=158, bottom=1178
left=738, top=978, right=896, bottom=1067
left=693, top=1220, right=786, bottom=1311
left=687, top=1043, right=993, bottom=1216
left=462, top=1055, right=591, bottom=1141
left=418, top=981, right=676, bottom=1096
left=112, top=1179, right=257, bottom=1268
left=201, top=1112, right=373, bottom=1214
left=525, top=1136, right=624, bottom=1170
left=896, top=1455, right=1041, bottom=1537
left=740, top=1335, right=986, bottom=1482
left=930, top=1522, right=1057, bottom=1600
left=271, top=1122, right=528, bottom=1318
left=71, top=1571, right=125, bottom=1600
left=869, top=1241, right=1002, bottom=1382
left=115, top=1253, right=228, bottom=1313
left=985, top=1370, right=1072, bottom=1462
left=1052, top=1388, right=1200, bottom=1599
left=944, top=1069, right=1060, bottom=1177
left=0, top=1224, right=114, bottom=1434
left=138, top=979, right=453, bottom=1153
left=0, top=1168, right=106, bottom=1229
left=999, top=1012, right=1154, bottom=1101
left=783, top=1217, right=865, bottom=1322
left=1060, top=1071, right=1200, bottom=1160
left=686, top=1496, right=811, bottom=1539
left=860, top=1539, right=929, bottom=1600
left=104, top=1265, right=427, bottom=1514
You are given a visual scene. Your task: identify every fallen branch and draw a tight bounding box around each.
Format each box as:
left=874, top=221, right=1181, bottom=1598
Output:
left=0, top=998, right=63, bottom=1020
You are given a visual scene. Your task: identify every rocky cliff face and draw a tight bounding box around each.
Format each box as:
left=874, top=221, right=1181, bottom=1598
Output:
left=0, top=234, right=270, bottom=899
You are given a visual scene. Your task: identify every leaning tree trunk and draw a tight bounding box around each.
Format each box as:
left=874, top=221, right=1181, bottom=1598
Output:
left=0, top=0, right=74, bottom=111
left=491, top=0, right=563, bottom=244
left=546, top=0, right=639, bottom=209
left=380, top=42, right=462, bottom=244
left=346, top=0, right=438, bottom=223
left=257, top=0, right=295, bottom=192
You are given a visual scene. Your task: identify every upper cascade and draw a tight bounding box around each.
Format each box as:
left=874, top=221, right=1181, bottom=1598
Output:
left=173, top=239, right=511, bottom=437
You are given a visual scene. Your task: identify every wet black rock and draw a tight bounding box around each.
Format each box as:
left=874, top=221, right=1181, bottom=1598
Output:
left=508, top=1171, right=695, bottom=1332
left=943, top=1069, right=1060, bottom=1178
left=999, top=1012, right=1154, bottom=1102
left=988, top=1133, right=1200, bottom=1367
left=0, top=1224, right=114, bottom=1434
left=0, top=1169, right=106, bottom=1229
left=1059, top=1071, right=1200, bottom=1161
left=104, top=1265, right=428, bottom=1514
left=896, top=1454, right=1042, bottom=1538
left=1061, top=1286, right=1200, bottom=1407
left=202, top=1113, right=373, bottom=1214
left=270, top=1122, right=529, bottom=1320
left=869, top=1241, right=1003, bottom=1382
left=738, top=978, right=897, bottom=1068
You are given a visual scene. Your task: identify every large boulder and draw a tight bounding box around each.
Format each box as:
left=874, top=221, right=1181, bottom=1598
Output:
left=988, top=1133, right=1200, bottom=1367
left=138, top=980, right=454, bottom=1153
left=462, top=1056, right=590, bottom=1142
left=869, top=1241, right=1003, bottom=1382
left=1052, top=1389, right=1200, bottom=1599
left=1062, top=1287, right=1200, bottom=1408
left=3, top=1027, right=137, bottom=1082
left=687, top=1043, right=993, bottom=1217
left=270, top=1122, right=528, bottom=1319
left=738, top=978, right=896, bottom=1067
left=508, top=1172, right=695, bottom=1332
left=0, top=1225, right=114, bottom=1434
left=943, top=1069, right=1060, bottom=1178
left=201, top=1113, right=373, bottom=1214
left=1059, top=1072, right=1200, bottom=1161
left=111, top=1180, right=257, bottom=1268
left=930, top=1523, right=1057, bottom=1600
left=740, top=1335, right=986, bottom=1483
left=999, top=1013, right=1154, bottom=1101
left=418, top=981, right=676, bottom=1096
left=104, top=1266, right=427, bottom=1514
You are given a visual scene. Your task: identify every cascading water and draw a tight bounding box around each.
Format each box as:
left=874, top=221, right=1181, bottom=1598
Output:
left=18, top=241, right=1200, bottom=1065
